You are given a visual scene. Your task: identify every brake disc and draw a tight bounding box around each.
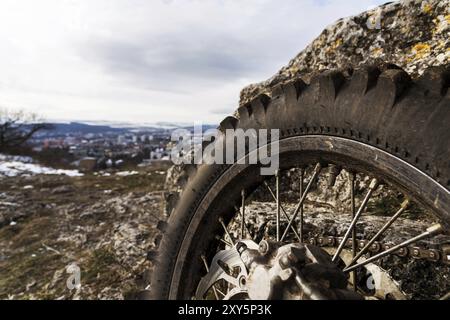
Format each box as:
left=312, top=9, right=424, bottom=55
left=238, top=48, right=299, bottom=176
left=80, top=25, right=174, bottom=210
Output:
left=196, top=240, right=258, bottom=300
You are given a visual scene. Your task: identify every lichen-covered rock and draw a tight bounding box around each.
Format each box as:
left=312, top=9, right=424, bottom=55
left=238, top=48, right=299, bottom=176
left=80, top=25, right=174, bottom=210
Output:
left=166, top=0, right=449, bottom=205
left=240, top=0, right=450, bottom=106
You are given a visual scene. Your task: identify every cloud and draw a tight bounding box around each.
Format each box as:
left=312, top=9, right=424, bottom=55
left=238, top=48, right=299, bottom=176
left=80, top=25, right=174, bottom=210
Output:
left=0, top=0, right=388, bottom=124
left=82, top=32, right=259, bottom=92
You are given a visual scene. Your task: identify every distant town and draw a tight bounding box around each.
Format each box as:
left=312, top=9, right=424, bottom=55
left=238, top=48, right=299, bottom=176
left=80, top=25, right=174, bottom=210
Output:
left=27, top=122, right=215, bottom=172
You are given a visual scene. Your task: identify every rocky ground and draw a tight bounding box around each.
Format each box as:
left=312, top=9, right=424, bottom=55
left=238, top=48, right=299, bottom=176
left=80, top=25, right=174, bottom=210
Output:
left=0, top=166, right=169, bottom=299
left=0, top=162, right=448, bottom=299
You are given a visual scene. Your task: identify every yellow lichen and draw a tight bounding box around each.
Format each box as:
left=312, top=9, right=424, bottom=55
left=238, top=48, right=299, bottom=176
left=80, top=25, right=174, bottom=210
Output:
left=445, top=15, right=450, bottom=24
left=411, top=43, right=431, bottom=60
left=289, top=66, right=299, bottom=75
left=421, top=2, right=433, bottom=14
left=325, top=38, right=343, bottom=54
left=371, top=47, right=383, bottom=57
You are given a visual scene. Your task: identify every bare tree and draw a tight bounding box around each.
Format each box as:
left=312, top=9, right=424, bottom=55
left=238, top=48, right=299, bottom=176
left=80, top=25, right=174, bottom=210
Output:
left=0, top=108, right=52, bottom=152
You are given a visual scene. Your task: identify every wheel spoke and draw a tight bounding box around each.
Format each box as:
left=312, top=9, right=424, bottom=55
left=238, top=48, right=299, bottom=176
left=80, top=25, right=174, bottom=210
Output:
left=235, top=205, right=252, bottom=240
left=280, top=163, right=322, bottom=242
left=349, top=199, right=410, bottom=266
left=263, top=181, right=301, bottom=241
left=215, top=235, right=233, bottom=247
left=215, top=288, right=226, bottom=297
left=440, top=292, right=450, bottom=300
left=241, top=189, right=246, bottom=239
left=219, top=217, right=235, bottom=246
left=276, top=170, right=280, bottom=241
left=349, top=172, right=357, bottom=291
left=332, top=178, right=379, bottom=262
left=201, top=255, right=220, bottom=300
left=343, top=224, right=443, bottom=273
left=299, top=168, right=305, bottom=243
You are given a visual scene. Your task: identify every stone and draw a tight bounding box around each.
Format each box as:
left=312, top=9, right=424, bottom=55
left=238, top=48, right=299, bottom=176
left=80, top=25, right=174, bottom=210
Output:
left=239, top=0, right=449, bottom=106
left=79, top=157, right=97, bottom=172
left=51, top=185, right=74, bottom=194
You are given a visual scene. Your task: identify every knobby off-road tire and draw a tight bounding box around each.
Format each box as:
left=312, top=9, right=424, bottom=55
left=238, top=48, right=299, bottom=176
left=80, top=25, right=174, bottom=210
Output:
left=148, top=63, right=450, bottom=300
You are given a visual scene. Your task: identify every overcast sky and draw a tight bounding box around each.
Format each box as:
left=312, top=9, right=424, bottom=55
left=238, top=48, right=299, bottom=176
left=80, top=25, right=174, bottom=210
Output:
left=0, top=0, right=387, bottom=125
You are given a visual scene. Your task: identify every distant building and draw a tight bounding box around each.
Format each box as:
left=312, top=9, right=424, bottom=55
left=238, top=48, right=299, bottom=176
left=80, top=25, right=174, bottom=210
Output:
left=117, top=135, right=126, bottom=144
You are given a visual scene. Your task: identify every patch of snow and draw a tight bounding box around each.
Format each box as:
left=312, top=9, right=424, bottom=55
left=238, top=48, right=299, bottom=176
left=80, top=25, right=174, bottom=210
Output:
left=115, top=171, right=139, bottom=177
left=23, top=185, right=34, bottom=190
left=9, top=221, right=17, bottom=226
left=0, top=154, right=83, bottom=178
left=0, top=154, right=33, bottom=163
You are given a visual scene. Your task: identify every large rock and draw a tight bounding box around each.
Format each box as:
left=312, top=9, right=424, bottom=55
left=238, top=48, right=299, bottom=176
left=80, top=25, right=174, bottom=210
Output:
left=165, top=0, right=449, bottom=213
left=240, top=0, right=449, bottom=106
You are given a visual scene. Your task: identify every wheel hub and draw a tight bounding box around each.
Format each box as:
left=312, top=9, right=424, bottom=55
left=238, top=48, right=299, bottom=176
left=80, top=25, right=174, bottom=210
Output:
left=196, top=240, right=363, bottom=300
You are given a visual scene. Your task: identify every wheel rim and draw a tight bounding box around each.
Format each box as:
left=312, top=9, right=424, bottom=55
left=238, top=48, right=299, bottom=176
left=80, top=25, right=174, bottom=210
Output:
left=168, top=135, right=450, bottom=299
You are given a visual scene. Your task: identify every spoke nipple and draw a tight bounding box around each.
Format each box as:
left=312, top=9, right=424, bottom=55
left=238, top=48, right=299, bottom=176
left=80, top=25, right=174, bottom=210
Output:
left=219, top=217, right=224, bottom=223
left=369, top=178, right=379, bottom=189
left=401, top=199, right=410, bottom=208
left=315, top=163, right=323, bottom=172
left=427, top=224, right=443, bottom=235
